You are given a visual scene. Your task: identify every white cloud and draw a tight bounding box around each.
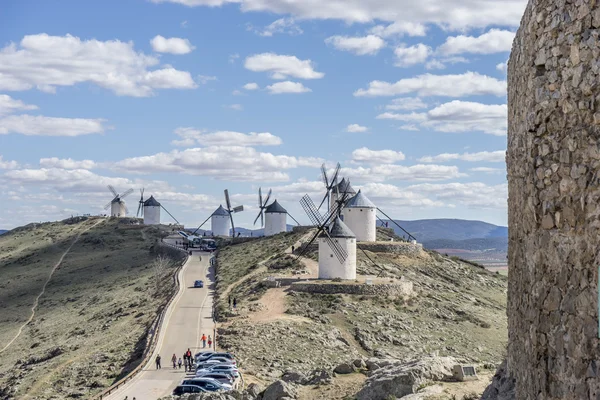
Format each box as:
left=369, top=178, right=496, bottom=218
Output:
left=0, top=94, right=38, bottom=116
left=394, top=43, right=432, bottom=67
left=150, top=35, right=195, bottom=54
left=470, top=167, right=505, bottom=174
left=407, top=182, right=508, bottom=209
left=197, top=75, right=217, bottom=84
left=148, top=0, right=526, bottom=31
left=345, top=124, right=368, bottom=133
left=400, top=124, right=420, bottom=131
left=251, top=17, right=303, bottom=36
left=225, top=104, right=243, bottom=111
left=0, top=155, right=19, bottom=170
left=244, top=53, right=324, bottom=80
left=385, top=97, right=427, bottom=111
left=114, top=146, right=323, bottom=181
left=496, top=61, right=508, bottom=73
left=368, top=22, right=427, bottom=38
left=325, top=35, right=386, bottom=56
left=266, top=81, right=311, bottom=94
left=419, top=150, right=506, bottom=163
left=171, top=128, right=282, bottom=147
left=378, top=101, right=507, bottom=136
left=354, top=72, right=506, bottom=97
left=360, top=183, right=445, bottom=207
left=243, top=82, right=259, bottom=90
left=352, top=147, right=405, bottom=164
left=0, top=115, right=107, bottom=136
left=341, top=164, right=464, bottom=183
left=39, top=157, right=97, bottom=169
left=425, top=56, right=469, bottom=70
left=439, top=29, right=515, bottom=55
left=0, top=33, right=197, bottom=96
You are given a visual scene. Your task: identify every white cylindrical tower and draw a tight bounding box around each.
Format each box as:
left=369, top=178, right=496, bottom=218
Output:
left=341, top=190, right=377, bottom=242
left=329, top=178, right=356, bottom=212
left=143, top=196, right=161, bottom=225
left=318, top=217, right=356, bottom=280
left=111, top=200, right=126, bottom=217
left=211, top=205, right=230, bottom=236
left=264, top=200, right=287, bottom=236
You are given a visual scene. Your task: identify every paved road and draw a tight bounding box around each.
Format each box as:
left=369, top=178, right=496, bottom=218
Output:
left=107, top=246, right=215, bottom=400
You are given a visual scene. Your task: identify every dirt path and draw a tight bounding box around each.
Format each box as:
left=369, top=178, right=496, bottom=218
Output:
left=248, top=288, right=311, bottom=324
left=0, top=219, right=104, bottom=354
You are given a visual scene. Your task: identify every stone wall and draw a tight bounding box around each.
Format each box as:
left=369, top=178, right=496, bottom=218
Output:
left=289, top=280, right=413, bottom=297
left=358, top=242, right=423, bottom=256
left=507, top=1, right=600, bottom=398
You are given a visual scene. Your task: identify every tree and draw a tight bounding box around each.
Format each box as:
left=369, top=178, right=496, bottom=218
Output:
left=151, top=255, right=171, bottom=292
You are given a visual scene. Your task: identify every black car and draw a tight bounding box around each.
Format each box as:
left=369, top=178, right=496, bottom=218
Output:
left=181, top=378, right=231, bottom=391
left=172, top=384, right=206, bottom=395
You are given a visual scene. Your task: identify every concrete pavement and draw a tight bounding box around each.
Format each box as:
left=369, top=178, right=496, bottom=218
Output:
left=106, top=247, right=215, bottom=400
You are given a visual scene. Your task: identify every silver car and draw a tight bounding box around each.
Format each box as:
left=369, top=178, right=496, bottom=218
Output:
left=196, top=364, right=239, bottom=378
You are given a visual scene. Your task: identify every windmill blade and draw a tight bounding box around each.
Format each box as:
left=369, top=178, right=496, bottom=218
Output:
left=258, top=187, right=263, bottom=208
left=329, top=163, right=341, bottom=188
left=376, top=214, right=388, bottom=227
left=323, top=230, right=348, bottom=263
left=120, top=188, right=134, bottom=199
left=224, top=189, right=232, bottom=210
left=253, top=209, right=263, bottom=226
left=320, top=163, right=329, bottom=188
left=229, top=211, right=236, bottom=237
left=300, top=195, right=325, bottom=227
left=295, top=228, right=323, bottom=259
left=317, top=191, right=330, bottom=212
left=376, top=208, right=416, bottom=241
left=263, top=189, right=272, bottom=207
left=161, top=205, right=180, bottom=225
left=233, top=205, right=244, bottom=213
left=192, top=214, right=212, bottom=235
left=287, top=212, right=300, bottom=226
left=136, top=202, right=142, bottom=218
left=107, top=185, right=118, bottom=197
left=103, top=201, right=112, bottom=210
left=261, top=210, right=264, bottom=227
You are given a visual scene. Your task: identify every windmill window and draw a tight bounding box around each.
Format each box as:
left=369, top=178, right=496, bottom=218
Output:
left=330, top=254, right=334, bottom=258
left=360, top=209, right=363, bottom=212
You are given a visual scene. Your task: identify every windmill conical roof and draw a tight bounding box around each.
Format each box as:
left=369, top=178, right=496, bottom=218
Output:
left=333, top=178, right=356, bottom=194
left=143, top=196, right=161, bottom=207
left=325, top=217, right=355, bottom=238
left=212, top=205, right=229, bottom=216
left=344, top=190, right=375, bottom=208
left=265, top=200, right=287, bottom=214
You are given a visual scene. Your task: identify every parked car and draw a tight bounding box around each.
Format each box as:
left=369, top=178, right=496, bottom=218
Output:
left=196, top=352, right=235, bottom=363
left=194, top=280, right=204, bottom=288
left=195, top=359, right=235, bottom=371
left=196, top=364, right=239, bottom=378
left=194, top=350, right=214, bottom=359
left=172, top=384, right=207, bottom=395
left=181, top=377, right=232, bottom=391
left=195, top=372, right=235, bottom=385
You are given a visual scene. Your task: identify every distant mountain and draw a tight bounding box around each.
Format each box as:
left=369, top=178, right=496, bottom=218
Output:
left=382, top=218, right=507, bottom=242
left=0, top=230, right=7, bottom=235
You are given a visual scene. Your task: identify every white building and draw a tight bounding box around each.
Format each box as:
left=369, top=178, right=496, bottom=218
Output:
left=211, top=205, right=230, bottom=236
left=110, top=200, right=126, bottom=217
left=341, top=190, right=377, bottom=242
left=318, top=217, right=356, bottom=280
left=264, top=200, right=288, bottom=236
left=143, top=196, right=161, bottom=225
left=330, top=178, right=356, bottom=212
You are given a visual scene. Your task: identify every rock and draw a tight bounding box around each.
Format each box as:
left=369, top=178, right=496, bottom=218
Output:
left=353, top=359, right=367, bottom=369
left=481, top=360, right=516, bottom=400
left=243, top=383, right=263, bottom=399
left=333, top=362, right=354, bottom=374
left=355, top=356, right=456, bottom=400
left=304, top=369, right=333, bottom=385
left=281, top=370, right=305, bottom=384
left=261, top=380, right=297, bottom=400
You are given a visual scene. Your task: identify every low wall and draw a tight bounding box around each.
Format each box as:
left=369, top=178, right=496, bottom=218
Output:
left=289, top=279, right=413, bottom=297
left=359, top=242, right=423, bottom=256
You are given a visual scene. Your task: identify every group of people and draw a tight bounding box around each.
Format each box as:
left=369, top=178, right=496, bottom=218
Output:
left=156, top=348, right=197, bottom=372
left=201, top=333, right=213, bottom=348
left=228, top=296, right=237, bottom=310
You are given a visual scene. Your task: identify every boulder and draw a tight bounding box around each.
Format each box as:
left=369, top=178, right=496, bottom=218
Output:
left=304, top=369, right=333, bottom=385
left=281, top=370, right=306, bottom=384
left=243, top=383, right=263, bottom=399
left=480, top=360, right=516, bottom=400
left=261, top=380, right=297, bottom=400
left=353, top=359, right=367, bottom=369
left=333, top=362, right=355, bottom=374
left=355, top=356, right=456, bottom=400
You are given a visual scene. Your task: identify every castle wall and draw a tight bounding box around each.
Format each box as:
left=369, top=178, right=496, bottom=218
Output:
left=507, top=1, right=600, bottom=398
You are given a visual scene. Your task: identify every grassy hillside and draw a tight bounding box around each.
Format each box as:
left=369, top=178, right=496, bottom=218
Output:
left=214, top=229, right=508, bottom=399
left=0, top=217, right=185, bottom=399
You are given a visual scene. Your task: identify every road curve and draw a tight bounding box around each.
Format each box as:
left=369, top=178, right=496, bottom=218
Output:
left=106, top=246, right=215, bottom=400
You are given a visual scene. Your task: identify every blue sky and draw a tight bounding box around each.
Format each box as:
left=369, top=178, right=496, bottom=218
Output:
left=0, top=0, right=526, bottom=229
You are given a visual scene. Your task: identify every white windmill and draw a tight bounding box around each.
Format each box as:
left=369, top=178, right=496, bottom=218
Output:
left=104, top=185, right=133, bottom=217
left=135, top=189, right=181, bottom=226
left=252, top=187, right=300, bottom=236
left=192, top=190, right=244, bottom=237
left=341, top=190, right=377, bottom=242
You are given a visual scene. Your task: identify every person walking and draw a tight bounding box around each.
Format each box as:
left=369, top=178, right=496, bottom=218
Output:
left=155, top=354, right=161, bottom=369
left=233, top=298, right=237, bottom=309
left=183, top=354, right=188, bottom=372
left=178, top=357, right=183, bottom=369
left=171, top=353, right=177, bottom=369
left=208, top=335, right=212, bottom=349
left=201, top=333, right=207, bottom=348
left=228, top=296, right=231, bottom=309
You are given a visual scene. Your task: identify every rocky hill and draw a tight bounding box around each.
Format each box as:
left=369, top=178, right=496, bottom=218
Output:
left=211, top=228, right=508, bottom=400
left=0, top=217, right=185, bottom=399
